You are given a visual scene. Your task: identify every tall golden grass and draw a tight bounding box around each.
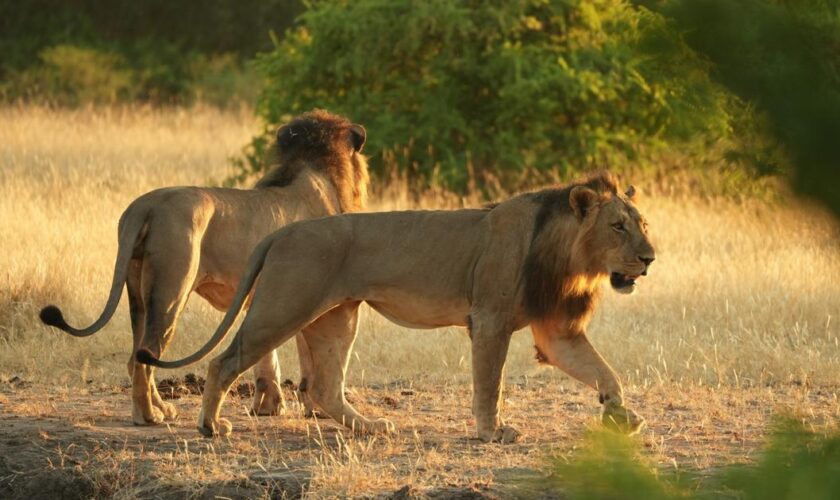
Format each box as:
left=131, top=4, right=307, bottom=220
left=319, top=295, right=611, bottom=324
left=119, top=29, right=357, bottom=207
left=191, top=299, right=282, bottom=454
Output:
left=1, top=105, right=839, bottom=391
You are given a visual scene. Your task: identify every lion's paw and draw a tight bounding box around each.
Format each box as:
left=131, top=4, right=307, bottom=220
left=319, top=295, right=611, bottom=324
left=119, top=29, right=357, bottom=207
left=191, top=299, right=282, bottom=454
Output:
left=197, top=418, right=233, bottom=438
left=493, top=425, right=521, bottom=444
left=250, top=377, right=286, bottom=417
left=249, top=400, right=284, bottom=417
left=155, top=400, right=179, bottom=421
left=602, top=404, right=645, bottom=435
left=352, top=418, right=395, bottom=435
left=371, top=418, right=396, bottom=435
left=301, top=394, right=328, bottom=419
left=477, top=425, right=521, bottom=444
left=133, top=405, right=165, bottom=426
left=303, top=407, right=329, bottom=419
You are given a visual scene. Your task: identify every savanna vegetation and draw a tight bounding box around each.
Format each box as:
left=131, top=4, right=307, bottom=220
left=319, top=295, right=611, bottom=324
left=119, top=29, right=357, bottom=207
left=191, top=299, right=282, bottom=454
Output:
left=1, top=104, right=837, bottom=498
left=1, top=0, right=839, bottom=498
left=0, top=0, right=302, bottom=106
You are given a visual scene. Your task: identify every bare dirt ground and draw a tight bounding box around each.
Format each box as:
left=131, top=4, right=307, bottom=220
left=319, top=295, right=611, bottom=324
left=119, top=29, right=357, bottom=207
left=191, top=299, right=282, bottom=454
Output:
left=3, top=107, right=840, bottom=498
left=1, top=376, right=837, bottom=498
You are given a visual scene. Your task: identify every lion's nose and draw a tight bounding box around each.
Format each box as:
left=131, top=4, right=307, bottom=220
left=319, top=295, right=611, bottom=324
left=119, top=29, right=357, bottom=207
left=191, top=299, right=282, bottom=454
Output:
left=639, top=256, right=655, bottom=275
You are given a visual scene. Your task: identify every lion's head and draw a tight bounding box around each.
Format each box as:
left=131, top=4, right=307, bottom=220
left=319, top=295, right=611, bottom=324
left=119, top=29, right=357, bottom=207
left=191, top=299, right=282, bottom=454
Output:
left=523, top=171, right=655, bottom=321
left=568, top=178, right=655, bottom=295
left=257, top=109, right=370, bottom=212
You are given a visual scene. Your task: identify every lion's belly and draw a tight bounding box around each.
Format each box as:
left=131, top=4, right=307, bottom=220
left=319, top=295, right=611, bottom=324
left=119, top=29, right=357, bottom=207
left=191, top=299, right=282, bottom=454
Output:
left=366, top=293, right=469, bottom=329
left=194, top=282, right=236, bottom=311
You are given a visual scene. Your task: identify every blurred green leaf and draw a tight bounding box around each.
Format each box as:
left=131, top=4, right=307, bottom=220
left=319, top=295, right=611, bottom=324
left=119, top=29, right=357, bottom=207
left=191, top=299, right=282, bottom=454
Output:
left=529, top=416, right=840, bottom=499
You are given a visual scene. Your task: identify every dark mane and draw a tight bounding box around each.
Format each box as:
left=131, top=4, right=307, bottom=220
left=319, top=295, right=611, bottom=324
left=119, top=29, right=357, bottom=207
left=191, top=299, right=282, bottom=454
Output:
left=256, top=109, right=369, bottom=211
left=527, top=170, right=618, bottom=240
left=521, top=171, right=619, bottom=321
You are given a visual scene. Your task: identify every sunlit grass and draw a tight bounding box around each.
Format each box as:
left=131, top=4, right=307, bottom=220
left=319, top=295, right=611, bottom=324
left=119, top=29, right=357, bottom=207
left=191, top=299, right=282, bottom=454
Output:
left=1, top=105, right=838, bottom=394
left=0, top=109, right=838, bottom=498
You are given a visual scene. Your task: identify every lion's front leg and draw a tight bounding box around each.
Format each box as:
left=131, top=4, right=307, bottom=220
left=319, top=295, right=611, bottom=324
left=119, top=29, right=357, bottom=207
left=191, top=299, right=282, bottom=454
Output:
left=250, top=348, right=286, bottom=416
left=531, top=321, right=644, bottom=435
left=470, top=315, right=520, bottom=443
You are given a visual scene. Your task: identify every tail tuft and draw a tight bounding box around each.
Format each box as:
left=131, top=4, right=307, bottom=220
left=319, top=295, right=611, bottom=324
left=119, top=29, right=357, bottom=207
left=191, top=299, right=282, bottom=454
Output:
left=40, top=305, right=68, bottom=329
left=135, top=348, right=160, bottom=367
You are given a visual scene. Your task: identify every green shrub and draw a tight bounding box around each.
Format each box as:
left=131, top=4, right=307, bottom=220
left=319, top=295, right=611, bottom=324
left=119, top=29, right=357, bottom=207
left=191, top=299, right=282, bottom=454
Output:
left=531, top=417, right=840, bottom=499
left=1, top=43, right=261, bottom=108
left=248, top=0, right=732, bottom=191
left=189, top=53, right=262, bottom=108
left=5, top=45, right=134, bottom=105
left=541, top=430, right=685, bottom=500
left=720, top=418, right=840, bottom=500
left=654, top=0, right=840, bottom=217
left=0, top=0, right=302, bottom=106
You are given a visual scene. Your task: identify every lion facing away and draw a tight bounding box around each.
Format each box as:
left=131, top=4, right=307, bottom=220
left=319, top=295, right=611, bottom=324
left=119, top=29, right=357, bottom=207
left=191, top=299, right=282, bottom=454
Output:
left=40, top=110, right=370, bottom=425
left=139, top=172, right=655, bottom=442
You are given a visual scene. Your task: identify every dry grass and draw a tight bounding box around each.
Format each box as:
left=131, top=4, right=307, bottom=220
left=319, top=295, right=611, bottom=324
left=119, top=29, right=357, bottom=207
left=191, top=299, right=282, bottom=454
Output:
left=1, top=105, right=838, bottom=388
left=1, top=106, right=839, bottom=497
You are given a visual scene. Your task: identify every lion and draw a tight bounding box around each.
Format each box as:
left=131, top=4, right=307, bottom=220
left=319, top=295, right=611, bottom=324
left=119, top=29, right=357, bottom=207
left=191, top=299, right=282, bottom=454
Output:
left=40, top=110, right=370, bottom=426
left=138, top=171, right=655, bottom=442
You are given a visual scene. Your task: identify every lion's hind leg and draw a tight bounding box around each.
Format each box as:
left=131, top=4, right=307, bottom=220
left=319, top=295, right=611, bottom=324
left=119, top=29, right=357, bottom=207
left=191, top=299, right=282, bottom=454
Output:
left=250, top=348, right=287, bottom=416
left=293, top=333, right=323, bottom=418
left=126, top=258, right=169, bottom=425
left=197, top=268, right=338, bottom=437
left=133, top=223, right=205, bottom=425
left=198, top=319, right=307, bottom=437
left=303, top=303, right=394, bottom=435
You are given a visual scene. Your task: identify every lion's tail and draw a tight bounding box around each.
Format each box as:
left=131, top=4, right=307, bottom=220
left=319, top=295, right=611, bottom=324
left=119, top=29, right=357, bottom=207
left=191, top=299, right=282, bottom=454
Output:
left=39, top=206, right=149, bottom=337
left=135, top=235, right=273, bottom=369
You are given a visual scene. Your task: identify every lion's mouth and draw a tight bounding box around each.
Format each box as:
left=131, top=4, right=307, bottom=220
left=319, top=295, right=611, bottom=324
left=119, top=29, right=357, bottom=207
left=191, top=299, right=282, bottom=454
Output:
left=610, top=272, right=639, bottom=293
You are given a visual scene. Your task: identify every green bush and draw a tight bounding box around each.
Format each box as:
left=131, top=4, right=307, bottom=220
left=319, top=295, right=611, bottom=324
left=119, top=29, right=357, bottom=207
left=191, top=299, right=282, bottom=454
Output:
left=1, top=43, right=259, bottom=107
left=540, top=430, right=685, bottom=500
left=190, top=53, right=262, bottom=107
left=0, top=0, right=302, bottom=106
left=532, top=417, right=840, bottom=499
left=248, top=0, right=733, bottom=191
left=720, top=418, right=840, bottom=500
left=652, top=0, right=840, bottom=217
left=5, top=45, right=134, bottom=105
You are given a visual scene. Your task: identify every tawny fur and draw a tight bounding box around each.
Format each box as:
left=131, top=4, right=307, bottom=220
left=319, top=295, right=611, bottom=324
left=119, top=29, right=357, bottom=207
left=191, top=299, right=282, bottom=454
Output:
left=41, top=110, right=369, bottom=426
left=140, top=171, right=655, bottom=441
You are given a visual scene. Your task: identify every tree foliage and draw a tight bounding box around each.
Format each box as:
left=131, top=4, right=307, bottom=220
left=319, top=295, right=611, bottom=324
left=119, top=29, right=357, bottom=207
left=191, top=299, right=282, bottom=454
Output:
left=250, top=0, right=733, bottom=190
left=0, top=0, right=303, bottom=105
left=648, top=0, right=840, bottom=216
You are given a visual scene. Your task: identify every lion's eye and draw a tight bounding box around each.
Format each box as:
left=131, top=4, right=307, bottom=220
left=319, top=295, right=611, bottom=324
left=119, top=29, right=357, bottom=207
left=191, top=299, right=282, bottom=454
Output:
left=612, top=222, right=625, bottom=232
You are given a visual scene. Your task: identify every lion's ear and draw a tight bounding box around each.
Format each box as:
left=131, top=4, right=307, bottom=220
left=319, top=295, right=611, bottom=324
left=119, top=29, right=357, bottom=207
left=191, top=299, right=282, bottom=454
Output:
left=349, top=124, right=366, bottom=152
left=625, top=185, right=636, bottom=200
left=276, top=125, right=295, bottom=149
left=569, top=186, right=598, bottom=220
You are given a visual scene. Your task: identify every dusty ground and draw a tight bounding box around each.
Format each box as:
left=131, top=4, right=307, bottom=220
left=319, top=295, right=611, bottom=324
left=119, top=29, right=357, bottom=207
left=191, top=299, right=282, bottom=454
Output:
left=3, top=107, right=840, bottom=498
left=1, top=376, right=837, bottom=498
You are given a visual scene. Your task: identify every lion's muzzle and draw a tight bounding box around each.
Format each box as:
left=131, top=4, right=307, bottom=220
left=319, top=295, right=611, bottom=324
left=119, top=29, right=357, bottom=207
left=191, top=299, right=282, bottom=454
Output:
left=609, top=272, right=639, bottom=294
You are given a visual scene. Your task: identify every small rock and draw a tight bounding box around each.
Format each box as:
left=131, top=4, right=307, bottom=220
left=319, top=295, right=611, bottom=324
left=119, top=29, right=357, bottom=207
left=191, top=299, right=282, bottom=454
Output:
left=389, top=485, right=415, bottom=499
left=382, top=396, right=400, bottom=408
left=250, top=469, right=310, bottom=499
